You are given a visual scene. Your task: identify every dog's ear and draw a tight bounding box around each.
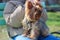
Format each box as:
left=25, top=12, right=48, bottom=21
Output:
left=35, top=3, right=43, bottom=10
left=39, top=4, right=43, bottom=10
left=25, top=1, right=33, bottom=9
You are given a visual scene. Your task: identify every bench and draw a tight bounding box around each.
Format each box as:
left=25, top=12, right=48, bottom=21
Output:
left=46, top=4, right=60, bottom=11
left=0, top=3, right=6, bottom=25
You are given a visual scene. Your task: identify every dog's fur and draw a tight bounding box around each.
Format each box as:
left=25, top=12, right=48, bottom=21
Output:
left=22, top=0, right=49, bottom=39
left=25, top=0, right=43, bottom=22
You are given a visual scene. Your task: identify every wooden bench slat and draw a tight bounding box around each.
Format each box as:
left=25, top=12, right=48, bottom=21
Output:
left=0, top=3, right=6, bottom=25
left=0, top=3, right=6, bottom=11
left=0, top=11, right=3, bottom=17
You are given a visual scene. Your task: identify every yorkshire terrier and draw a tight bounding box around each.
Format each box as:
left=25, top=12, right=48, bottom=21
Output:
left=22, top=0, right=49, bottom=39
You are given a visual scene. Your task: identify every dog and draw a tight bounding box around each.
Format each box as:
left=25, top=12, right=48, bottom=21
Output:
left=22, top=0, right=49, bottom=39
left=22, top=0, right=42, bottom=29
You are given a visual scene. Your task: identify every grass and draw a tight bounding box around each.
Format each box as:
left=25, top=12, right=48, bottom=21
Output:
left=0, top=12, right=60, bottom=40
left=0, top=25, right=9, bottom=40
left=47, top=12, right=60, bottom=26
left=46, top=12, right=60, bottom=37
left=46, top=12, right=60, bottom=32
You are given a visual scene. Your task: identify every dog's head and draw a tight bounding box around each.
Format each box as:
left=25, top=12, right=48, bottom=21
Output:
left=25, top=0, right=43, bottom=22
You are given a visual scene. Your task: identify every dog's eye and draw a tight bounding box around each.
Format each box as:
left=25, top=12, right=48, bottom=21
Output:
left=35, top=8, right=37, bottom=11
left=38, top=10, right=42, bottom=13
left=35, top=8, right=38, bottom=11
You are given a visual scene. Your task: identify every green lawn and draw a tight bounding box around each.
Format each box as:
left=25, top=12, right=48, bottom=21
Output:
left=46, top=12, right=60, bottom=32
left=46, top=12, right=60, bottom=37
left=0, top=25, right=9, bottom=40
left=0, top=12, right=60, bottom=40
left=47, top=12, right=60, bottom=26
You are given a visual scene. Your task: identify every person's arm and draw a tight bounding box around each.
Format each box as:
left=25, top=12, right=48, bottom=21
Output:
left=3, top=1, right=16, bottom=23
left=9, top=6, right=25, bottom=27
left=3, top=1, right=25, bottom=27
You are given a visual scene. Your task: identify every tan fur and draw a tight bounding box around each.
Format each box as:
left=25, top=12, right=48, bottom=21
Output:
left=22, top=0, right=49, bottom=39
left=25, top=0, right=43, bottom=22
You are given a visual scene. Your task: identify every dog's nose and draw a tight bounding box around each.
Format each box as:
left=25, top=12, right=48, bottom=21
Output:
left=34, top=12, right=41, bottom=19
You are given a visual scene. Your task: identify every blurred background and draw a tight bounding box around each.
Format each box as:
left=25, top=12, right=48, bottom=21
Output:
left=0, top=0, right=60, bottom=40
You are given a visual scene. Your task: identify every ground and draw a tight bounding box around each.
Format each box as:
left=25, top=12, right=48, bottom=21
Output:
left=0, top=12, right=60, bottom=40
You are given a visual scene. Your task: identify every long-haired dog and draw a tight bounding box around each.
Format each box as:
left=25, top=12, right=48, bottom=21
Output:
left=22, top=0, right=49, bottom=39
left=22, top=0, right=42, bottom=29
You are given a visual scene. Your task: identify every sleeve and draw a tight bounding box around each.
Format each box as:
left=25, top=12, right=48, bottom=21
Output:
left=3, top=1, right=25, bottom=27
left=3, top=1, right=16, bottom=23
left=8, top=6, right=25, bottom=27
